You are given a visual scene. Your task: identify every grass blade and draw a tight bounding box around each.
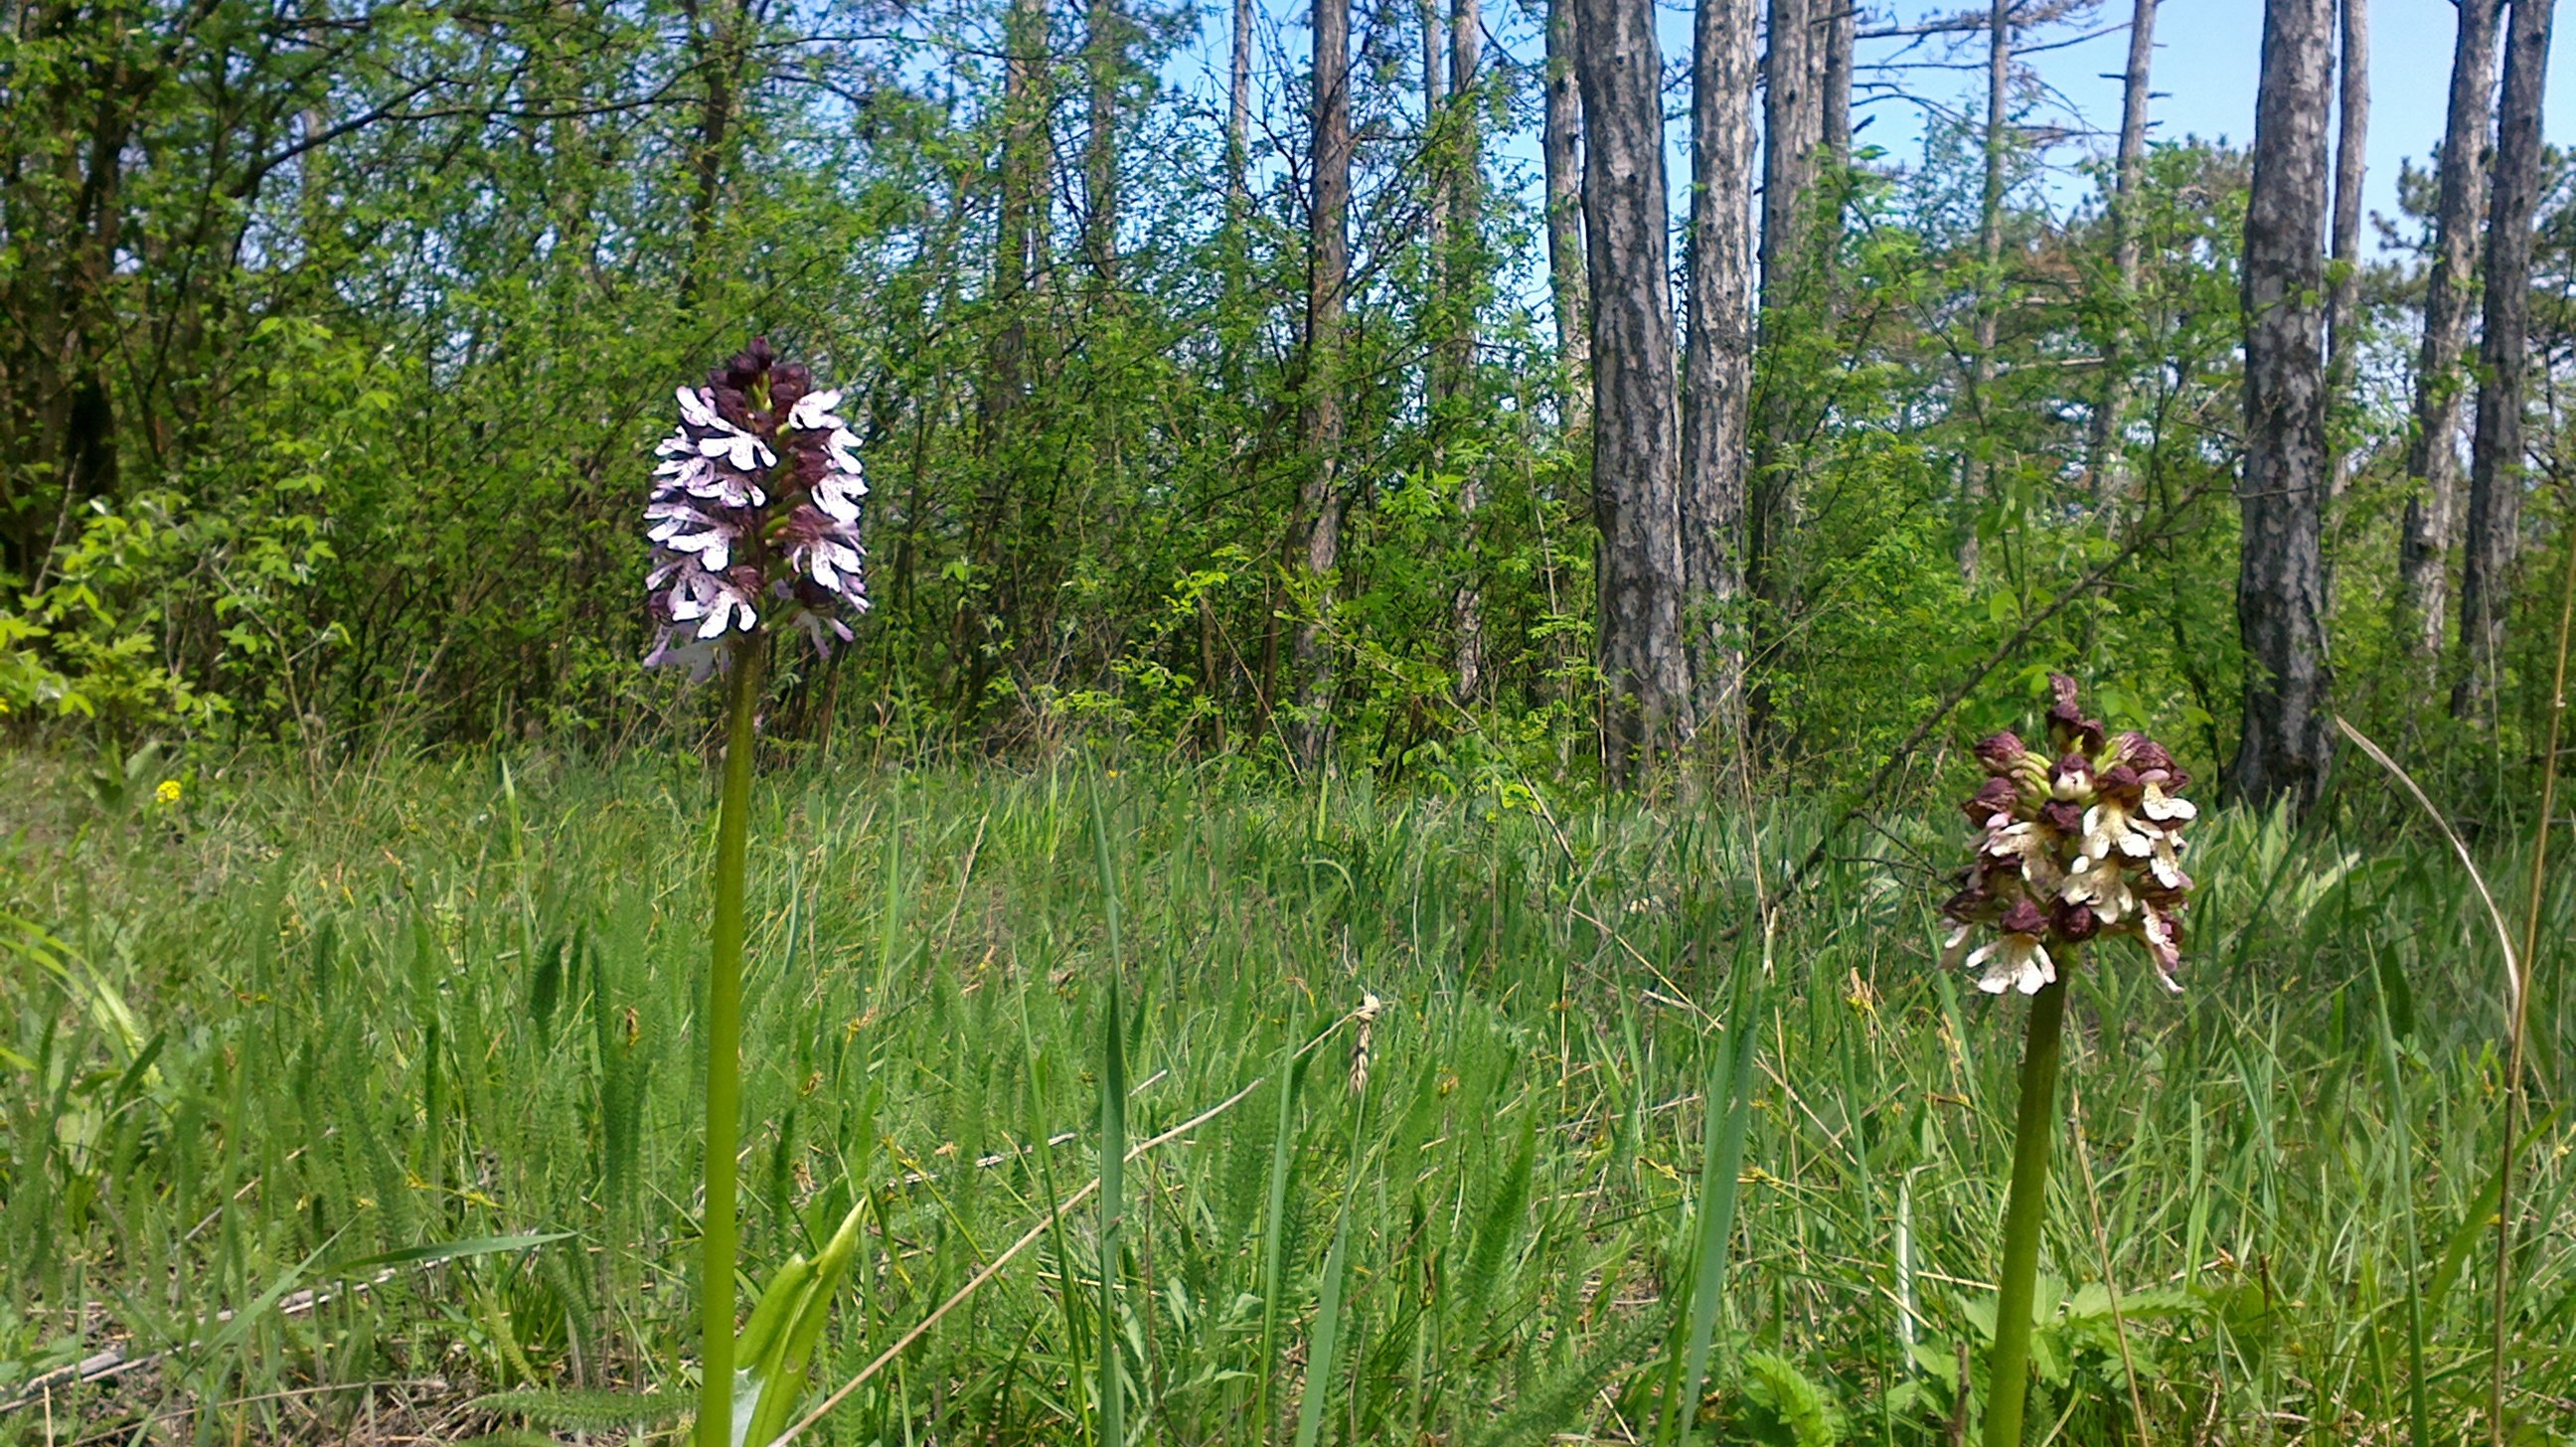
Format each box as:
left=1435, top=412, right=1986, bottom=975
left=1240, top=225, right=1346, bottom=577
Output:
left=1671, top=932, right=1764, bottom=1446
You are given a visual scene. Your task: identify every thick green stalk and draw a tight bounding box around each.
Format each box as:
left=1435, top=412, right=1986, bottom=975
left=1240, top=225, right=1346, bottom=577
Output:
left=700, top=642, right=763, bottom=1447
left=1984, top=968, right=2069, bottom=1447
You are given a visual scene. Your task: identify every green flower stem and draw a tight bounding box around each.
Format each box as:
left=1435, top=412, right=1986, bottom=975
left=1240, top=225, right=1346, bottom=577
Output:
left=1984, top=964, right=2070, bottom=1447
left=700, top=641, right=763, bottom=1447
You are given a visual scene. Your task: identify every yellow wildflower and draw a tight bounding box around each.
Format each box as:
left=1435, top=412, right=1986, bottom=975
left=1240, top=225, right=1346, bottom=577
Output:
left=155, top=779, right=183, bottom=806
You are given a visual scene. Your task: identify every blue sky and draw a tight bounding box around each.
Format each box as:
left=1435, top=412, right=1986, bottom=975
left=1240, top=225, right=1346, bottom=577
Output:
left=1168, top=0, right=2576, bottom=260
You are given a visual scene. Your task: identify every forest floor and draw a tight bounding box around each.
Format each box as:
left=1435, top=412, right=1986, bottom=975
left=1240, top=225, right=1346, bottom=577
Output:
left=3, top=751, right=2572, bottom=1444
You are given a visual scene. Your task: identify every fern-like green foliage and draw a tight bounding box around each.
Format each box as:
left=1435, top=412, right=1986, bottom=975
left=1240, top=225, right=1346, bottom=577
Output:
left=1737, top=1352, right=1846, bottom=1447
left=468, top=1386, right=684, bottom=1430
left=1456, top=1111, right=1536, bottom=1327
left=1465, top=1305, right=1668, bottom=1447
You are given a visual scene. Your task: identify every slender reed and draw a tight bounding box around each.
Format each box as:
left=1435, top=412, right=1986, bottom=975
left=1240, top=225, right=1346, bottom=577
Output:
left=1669, top=930, right=1763, bottom=1446
left=2491, top=499, right=2576, bottom=1441
left=1089, top=767, right=1127, bottom=1447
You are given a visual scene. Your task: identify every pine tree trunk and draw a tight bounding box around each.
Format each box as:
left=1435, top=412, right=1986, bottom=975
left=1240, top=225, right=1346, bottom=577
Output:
left=2324, top=0, right=2367, bottom=485
left=1755, top=0, right=1819, bottom=357
left=2396, top=0, right=2500, bottom=672
left=1820, top=1, right=1852, bottom=170
left=2454, top=0, right=2553, bottom=719
left=2086, top=0, right=2159, bottom=507
left=1685, top=0, right=1757, bottom=740
left=1745, top=0, right=1821, bottom=744
left=1448, top=0, right=1488, bottom=703
left=2316, top=0, right=2367, bottom=619
left=1573, top=0, right=1689, bottom=784
left=1544, top=0, right=1592, bottom=433
left=2228, top=0, right=2336, bottom=811
left=1293, top=0, right=1353, bottom=771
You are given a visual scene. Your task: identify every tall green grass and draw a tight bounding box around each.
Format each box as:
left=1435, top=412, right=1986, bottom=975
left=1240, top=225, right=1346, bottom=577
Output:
left=1, top=752, right=2569, bottom=1443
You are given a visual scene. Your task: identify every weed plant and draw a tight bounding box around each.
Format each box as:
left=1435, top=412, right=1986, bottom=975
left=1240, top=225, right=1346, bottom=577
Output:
left=2, top=750, right=2571, bottom=1443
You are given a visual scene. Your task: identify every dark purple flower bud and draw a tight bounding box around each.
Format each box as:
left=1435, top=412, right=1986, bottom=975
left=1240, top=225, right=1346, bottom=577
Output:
left=770, top=362, right=813, bottom=409
left=1975, top=730, right=2029, bottom=774
left=1963, top=776, right=2019, bottom=825
left=2044, top=673, right=2107, bottom=751
left=2094, top=763, right=2143, bottom=803
left=1999, top=896, right=2048, bottom=937
left=717, top=336, right=778, bottom=394
left=2102, top=730, right=2164, bottom=767
left=2115, top=731, right=2174, bottom=776
left=2049, top=896, right=2102, bottom=943
left=2038, top=798, right=2082, bottom=836
left=1943, top=879, right=2000, bottom=923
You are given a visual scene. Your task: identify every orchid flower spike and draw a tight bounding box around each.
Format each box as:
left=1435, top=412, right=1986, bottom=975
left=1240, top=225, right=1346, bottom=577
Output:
left=1944, top=674, right=2198, bottom=994
left=644, top=337, right=870, bottom=678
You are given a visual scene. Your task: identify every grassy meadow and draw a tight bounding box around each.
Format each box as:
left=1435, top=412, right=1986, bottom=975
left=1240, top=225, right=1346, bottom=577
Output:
left=3, top=749, right=2572, bottom=1444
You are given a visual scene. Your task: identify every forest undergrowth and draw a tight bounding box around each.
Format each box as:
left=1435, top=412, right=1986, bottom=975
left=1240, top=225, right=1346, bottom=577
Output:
left=3, top=749, right=2571, bottom=1445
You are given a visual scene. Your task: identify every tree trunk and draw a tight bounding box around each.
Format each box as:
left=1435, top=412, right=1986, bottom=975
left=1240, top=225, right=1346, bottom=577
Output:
left=1447, top=0, right=1488, bottom=703
left=678, top=0, right=753, bottom=310
left=1574, top=0, right=1689, bottom=784
left=991, top=0, right=1049, bottom=421
left=1420, top=0, right=1446, bottom=262
left=2227, top=0, right=2335, bottom=811
left=1816, top=0, right=1853, bottom=292
left=1757, top=0, right=1820, bottom=332
left=1082, top=0, right=1125, bottom=636
left=1745, top=0, right=1821, bottom=744
left=1685, top=0, right=1757, bottom=739
left=2324, top=0, right=2367, bottom=485
left=2395, top=0, right=2500, bottom=670
left=1820, top=0, right=1852, bottom=169
left=0, top=27, right=132, bottom=582
left=2453, top=0, right=2553, bottom=719
left=1959, top=0, right=2010, bottom=580
left=2085, top=0, right=2159, bottom=506
left=1227, top=0, right=1252, bottom=211
left=1083, top=0, right=1121, bottom=285
left=1293, top=0, right=1353, bottom=771
left=1445, top=0, right=1481, bottom=392
left=1543, top=0, right=1591, bottom=433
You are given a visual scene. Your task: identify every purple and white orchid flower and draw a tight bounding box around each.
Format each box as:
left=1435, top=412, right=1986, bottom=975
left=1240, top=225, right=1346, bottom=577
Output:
left=1941, top=674, right=2200, bottom=995
left=644, top=338, right=869, bottom=677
